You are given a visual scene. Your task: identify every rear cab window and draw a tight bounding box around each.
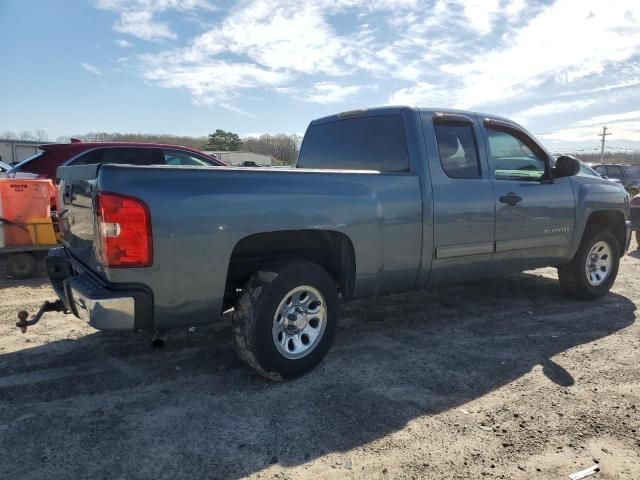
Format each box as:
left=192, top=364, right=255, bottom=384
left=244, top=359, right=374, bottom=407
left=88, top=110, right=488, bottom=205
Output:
left=433, top=119, right=481, bottom=179
left=297, top=114, right=410, bottom=172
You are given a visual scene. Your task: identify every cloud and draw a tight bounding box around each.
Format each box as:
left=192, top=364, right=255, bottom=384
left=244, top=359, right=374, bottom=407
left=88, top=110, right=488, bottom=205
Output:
left=185, top=0, right=352, bottom=76
left=298, top=82, right=362, bottom=104
left=142, top=57, right=289, bottom=105
left=94, top=0, right=214, bottom=41
left=539, top=122, right=640, bottom=144
left=218, top=103, right=256, bottom=118
left=92, top=0, right=640, bottom=139
left=139, top=0, right=421, bottom=107
left=115, top=39, right=133, bottom=47
left=80, top=62, right=103, bottom=76
left=441, top=0, right=640, bottom=108
left=461, top=0, right=500, bottom=35
left=388, top=82, right=449, bottom=106
left=514, top=98, right=598, bottom=122
left=575, top=110, right=640, bottom=127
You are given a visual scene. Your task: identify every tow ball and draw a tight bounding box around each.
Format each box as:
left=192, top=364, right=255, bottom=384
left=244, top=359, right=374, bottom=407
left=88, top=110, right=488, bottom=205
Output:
left=16, top=300, right=68, bottom=333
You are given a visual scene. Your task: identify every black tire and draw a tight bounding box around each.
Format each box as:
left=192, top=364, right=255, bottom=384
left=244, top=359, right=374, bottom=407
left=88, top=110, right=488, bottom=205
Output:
left=557, top=225, right=620, bottom=300
left=232, top=261, right=339, bottom=380
left=7, top=252, right=38, bottom=279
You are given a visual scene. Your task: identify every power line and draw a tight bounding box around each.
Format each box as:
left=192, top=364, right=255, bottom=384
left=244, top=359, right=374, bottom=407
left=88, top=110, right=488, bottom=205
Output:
left=598, top=126, right=612, bottom=162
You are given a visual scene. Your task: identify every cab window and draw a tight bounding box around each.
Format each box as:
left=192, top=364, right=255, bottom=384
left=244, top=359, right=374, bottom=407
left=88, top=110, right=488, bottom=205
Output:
left=297, top=114, right=410, bottom=172
left=486, top=128, right=546, bottom=181
left=434, top=123, right=480, bottom=179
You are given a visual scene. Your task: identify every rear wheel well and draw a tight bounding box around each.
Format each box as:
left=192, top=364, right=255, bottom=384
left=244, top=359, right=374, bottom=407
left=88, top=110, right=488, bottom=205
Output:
left=224, top=230, right=355, bottom=310
left=585, top=210, right=626, bottom=251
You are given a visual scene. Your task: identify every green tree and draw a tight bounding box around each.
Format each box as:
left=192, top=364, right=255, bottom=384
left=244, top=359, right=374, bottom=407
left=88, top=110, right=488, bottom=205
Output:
left=207, top=129, right=242, bottom=151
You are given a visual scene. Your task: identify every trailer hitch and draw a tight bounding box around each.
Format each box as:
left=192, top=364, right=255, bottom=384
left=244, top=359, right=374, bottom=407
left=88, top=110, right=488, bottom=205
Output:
left=16, top=300, right=68, bottom=333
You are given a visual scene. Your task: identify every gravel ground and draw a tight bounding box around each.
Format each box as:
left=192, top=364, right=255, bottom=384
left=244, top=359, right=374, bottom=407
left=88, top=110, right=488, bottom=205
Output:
left=1, top=246, right=639, bottom=479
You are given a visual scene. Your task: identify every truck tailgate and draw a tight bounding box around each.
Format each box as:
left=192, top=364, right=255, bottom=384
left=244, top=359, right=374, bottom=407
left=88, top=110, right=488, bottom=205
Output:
left=57, top=164, right=102, bottom=271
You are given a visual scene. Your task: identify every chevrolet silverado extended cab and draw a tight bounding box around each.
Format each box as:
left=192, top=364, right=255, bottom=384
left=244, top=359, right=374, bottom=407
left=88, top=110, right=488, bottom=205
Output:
left=33, top=107, right=631, bottom=380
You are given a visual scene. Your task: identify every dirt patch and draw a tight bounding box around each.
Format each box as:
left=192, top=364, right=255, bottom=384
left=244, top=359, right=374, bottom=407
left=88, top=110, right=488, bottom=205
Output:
left=1, top=248, right=639, bottom=479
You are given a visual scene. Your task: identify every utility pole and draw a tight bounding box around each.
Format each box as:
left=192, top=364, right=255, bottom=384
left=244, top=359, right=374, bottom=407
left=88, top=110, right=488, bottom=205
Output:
left=598, top=126, right=611, bottom=162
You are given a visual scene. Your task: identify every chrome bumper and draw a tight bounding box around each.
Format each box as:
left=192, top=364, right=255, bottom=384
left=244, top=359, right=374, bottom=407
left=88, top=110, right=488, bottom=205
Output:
left=68, top=281, right=136, bottom=330
left=46, top=248, right=153, bottom=331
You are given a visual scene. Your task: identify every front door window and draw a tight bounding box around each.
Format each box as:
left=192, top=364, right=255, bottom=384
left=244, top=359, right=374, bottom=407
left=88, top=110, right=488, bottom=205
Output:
left=486, top=129, right=546, bottom=181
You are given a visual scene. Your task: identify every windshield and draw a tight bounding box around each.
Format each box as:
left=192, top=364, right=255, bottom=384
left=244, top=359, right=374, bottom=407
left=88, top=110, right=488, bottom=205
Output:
left=578, top=161, right=600, bottom=177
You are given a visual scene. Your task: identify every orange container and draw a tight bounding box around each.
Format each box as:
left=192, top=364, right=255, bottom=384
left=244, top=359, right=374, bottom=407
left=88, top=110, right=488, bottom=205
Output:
left=0, top=179, right=55, bottom=247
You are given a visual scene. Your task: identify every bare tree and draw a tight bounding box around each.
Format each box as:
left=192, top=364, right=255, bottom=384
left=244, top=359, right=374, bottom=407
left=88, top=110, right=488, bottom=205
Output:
left=0, top=131, right=19, bottom=139
left=242, top=134, right=301, bottom=165
left=33, top=129, right=49, bottom=141
left=18, top=130, right=37, bottom=141
left=70, top=132, right=210, bottom=149
left=569, top=151, right=640, bottom=166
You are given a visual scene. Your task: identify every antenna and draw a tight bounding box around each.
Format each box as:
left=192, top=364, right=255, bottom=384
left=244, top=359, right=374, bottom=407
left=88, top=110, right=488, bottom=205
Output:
left=598, top=126, right=611, bottom=162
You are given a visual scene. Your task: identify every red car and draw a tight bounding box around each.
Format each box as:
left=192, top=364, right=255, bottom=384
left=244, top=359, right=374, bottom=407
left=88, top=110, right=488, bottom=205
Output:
left=8, top=140, right=224, bottom=181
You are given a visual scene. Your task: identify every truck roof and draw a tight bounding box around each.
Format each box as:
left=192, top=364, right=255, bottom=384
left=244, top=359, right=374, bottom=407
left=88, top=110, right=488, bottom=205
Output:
left=309, top=106, right=526, bottom=131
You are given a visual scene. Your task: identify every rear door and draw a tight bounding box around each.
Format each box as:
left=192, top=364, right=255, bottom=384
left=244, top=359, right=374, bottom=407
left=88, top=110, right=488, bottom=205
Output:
left=481, top=119, right=576, bottom=274
left=421, top=112, right=496, bottom=285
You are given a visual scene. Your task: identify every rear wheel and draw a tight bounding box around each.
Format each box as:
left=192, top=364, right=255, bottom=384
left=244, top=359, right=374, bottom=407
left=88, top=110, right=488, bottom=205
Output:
left=558, top=225, right=620, bottom=299
left=7, top=252, right=38, bottom=279
left=232, top=261, right=339, bottom=380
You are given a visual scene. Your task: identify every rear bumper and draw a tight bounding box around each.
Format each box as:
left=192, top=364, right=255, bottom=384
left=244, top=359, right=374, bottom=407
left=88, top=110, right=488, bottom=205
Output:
left=45, top=248, right=153, bottom=331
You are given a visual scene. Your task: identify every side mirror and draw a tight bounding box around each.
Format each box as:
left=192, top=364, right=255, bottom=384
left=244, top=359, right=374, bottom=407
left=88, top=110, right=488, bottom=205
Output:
left=554, top=155, right=581, bottom=178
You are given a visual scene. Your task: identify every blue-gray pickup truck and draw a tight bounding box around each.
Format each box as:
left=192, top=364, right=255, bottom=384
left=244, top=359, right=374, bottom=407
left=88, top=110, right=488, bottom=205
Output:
left=26, top=107, right=631, bottom=380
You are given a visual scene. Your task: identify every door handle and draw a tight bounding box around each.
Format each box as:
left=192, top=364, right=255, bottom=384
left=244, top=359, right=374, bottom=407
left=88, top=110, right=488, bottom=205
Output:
left=499, top=193, right=522, bottom=206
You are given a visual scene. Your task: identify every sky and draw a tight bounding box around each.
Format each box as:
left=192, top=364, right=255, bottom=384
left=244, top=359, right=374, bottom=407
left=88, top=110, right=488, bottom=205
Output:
left=0, top=0, right=639, bottom=153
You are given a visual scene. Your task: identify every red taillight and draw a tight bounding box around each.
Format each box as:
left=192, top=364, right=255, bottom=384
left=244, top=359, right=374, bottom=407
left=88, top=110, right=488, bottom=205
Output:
left=96, top=192, right=152, bottom=267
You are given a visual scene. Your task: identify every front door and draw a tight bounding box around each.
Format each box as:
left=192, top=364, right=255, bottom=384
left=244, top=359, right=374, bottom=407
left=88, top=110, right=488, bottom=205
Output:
left=482, top=121, right=576, bottom=274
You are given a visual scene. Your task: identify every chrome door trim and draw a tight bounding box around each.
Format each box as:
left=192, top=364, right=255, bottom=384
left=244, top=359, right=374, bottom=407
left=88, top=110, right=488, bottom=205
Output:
left=436, top=242, right=494, bottom=259
left=495, top=235, right=569, bottom=253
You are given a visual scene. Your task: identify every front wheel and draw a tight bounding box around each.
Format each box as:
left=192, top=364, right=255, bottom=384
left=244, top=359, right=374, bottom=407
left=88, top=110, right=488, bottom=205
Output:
left=558, top=225, right=620, bottom=299
left=232, top=261, right=339, bottom=380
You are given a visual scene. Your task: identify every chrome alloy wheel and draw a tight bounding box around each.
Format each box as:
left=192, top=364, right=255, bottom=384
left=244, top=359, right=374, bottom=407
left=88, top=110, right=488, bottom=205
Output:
left=585, top=240, right=612, bottom=286
left=272, top=285, right=327, bottom=359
